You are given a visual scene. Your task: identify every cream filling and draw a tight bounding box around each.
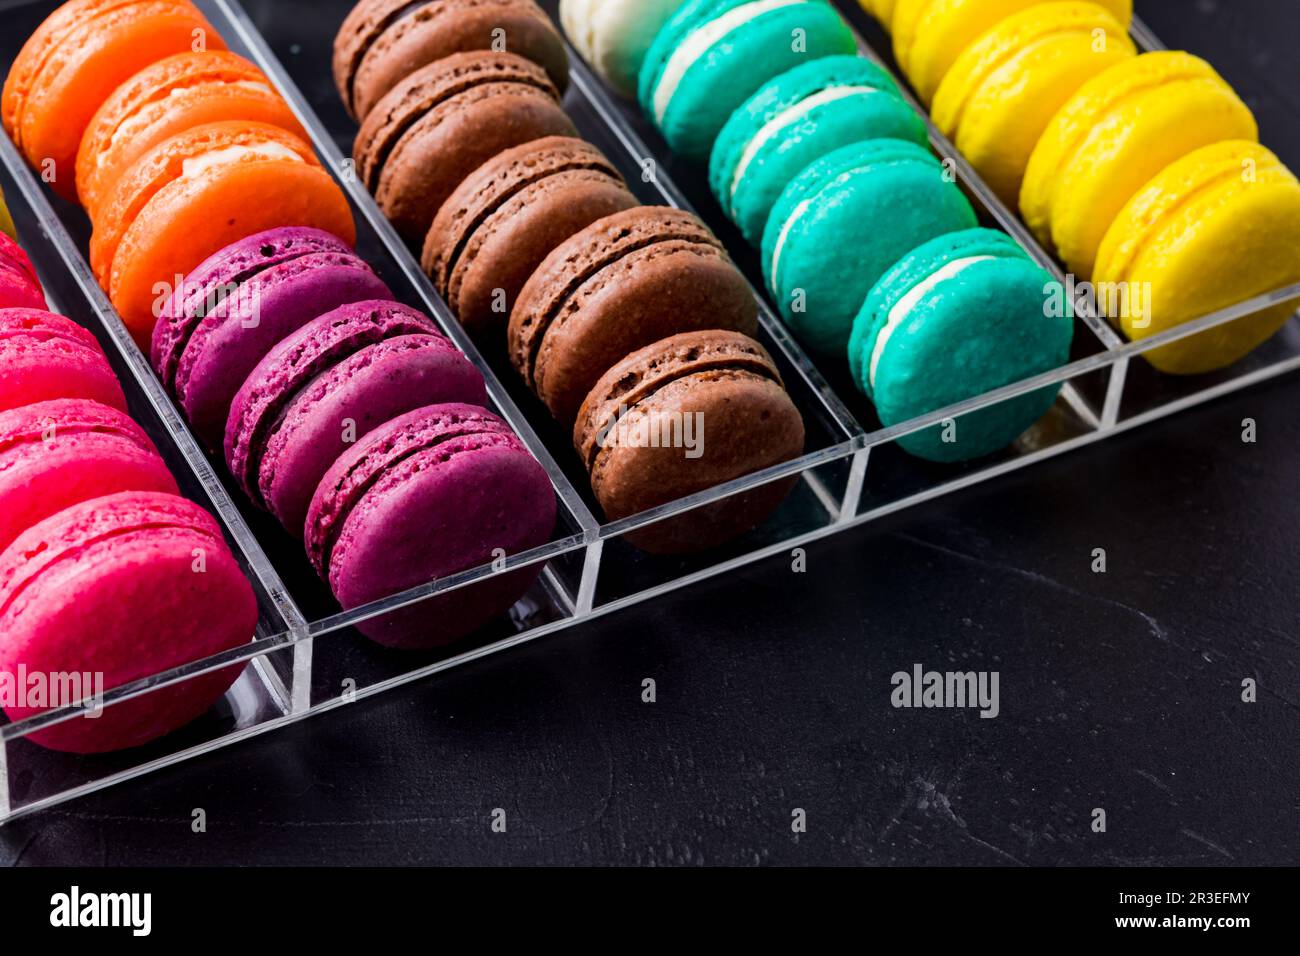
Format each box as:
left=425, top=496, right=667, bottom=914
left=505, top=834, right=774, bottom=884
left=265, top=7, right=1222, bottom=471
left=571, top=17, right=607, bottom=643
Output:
left=730, top=85, right=881, bottom=204
left=180, top=142, right=303, bottom=180
left=102, top=82, right=276, bottom=166
left=769, top=165, right=869, bottom=291
left=653, top=0, right=804, bottom=124
left=869, top=256, right=993, bottom=388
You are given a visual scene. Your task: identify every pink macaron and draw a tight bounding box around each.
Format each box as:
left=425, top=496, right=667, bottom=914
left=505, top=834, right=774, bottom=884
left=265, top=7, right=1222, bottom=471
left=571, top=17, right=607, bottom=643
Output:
left=0, top=490, right=257, bottom=753
left=305, top=403, right=556, bottom=649
left=224, top=300, right=486, bottom=537
left=0, top=233, right=46, bottom=310
left=0, top=398, right=179, bottom=554
left=0, top=309, right=126, bottom=414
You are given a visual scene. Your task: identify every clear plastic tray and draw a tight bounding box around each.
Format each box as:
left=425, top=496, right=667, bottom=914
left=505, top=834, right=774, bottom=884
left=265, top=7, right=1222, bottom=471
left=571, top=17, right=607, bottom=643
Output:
left=0, top=0, right=1296, bottom=823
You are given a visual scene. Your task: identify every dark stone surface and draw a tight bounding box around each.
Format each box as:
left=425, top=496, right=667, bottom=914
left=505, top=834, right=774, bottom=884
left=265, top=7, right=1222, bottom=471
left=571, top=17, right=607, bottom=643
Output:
left=2, top=0, right=1297, bottom=866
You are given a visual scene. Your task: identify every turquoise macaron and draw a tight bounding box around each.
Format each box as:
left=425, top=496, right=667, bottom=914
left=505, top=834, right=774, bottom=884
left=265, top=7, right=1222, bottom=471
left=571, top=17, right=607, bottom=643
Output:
left=638, top=0, right=857, bottom=164
left=710, top=55, right=928, bottom=246
left=848, top=228, right=1074, bottom=462
left=761, top=137, right=976, bottom=355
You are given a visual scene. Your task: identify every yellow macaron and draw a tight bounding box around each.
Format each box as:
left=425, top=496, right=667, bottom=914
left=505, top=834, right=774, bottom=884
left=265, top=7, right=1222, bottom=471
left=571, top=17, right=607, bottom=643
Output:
left=1022, top=52, right=1257, bottom=279
left=931, top=1, right=1135, bottom=205
left=893, top=0, right=1132, bottom=105
left=0, top=186, right=14, bottom=239
left=858, top=0, right=900, bottom=27
left=1093, top=140, right=1300, bottom=374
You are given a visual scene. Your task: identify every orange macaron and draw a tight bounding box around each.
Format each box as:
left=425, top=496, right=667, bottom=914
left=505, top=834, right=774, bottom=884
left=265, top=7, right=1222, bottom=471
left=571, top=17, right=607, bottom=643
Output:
left=2, top=0, right=225, bottom=202
left=88, top=121, right=355, bottom=344
left=75, top=50, right=307, bottom=218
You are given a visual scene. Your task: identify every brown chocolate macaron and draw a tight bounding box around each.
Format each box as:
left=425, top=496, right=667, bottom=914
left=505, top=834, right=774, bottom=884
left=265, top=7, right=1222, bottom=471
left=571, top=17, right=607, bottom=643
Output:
left=354, top=50, right=576, bottom=241
left=423, top=136, right=638, bottom=333
left=333, top=0, right=569, bottom=121
left=574, top=330, right=805, bottom=554
left=509, top=206, right=759, bottom=424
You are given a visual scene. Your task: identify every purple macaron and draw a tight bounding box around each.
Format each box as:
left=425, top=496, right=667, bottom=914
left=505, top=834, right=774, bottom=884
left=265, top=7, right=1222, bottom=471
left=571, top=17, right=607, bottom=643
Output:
left=225, top=300, right=487, bottom=536
left=305, top=403, right=556, bottom=649
left=151, top=227, right=392, bottom=447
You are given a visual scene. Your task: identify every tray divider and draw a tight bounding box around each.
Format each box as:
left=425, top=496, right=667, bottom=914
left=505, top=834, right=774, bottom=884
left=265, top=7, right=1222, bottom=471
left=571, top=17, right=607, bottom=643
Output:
left=211, top=0, right=602, bottom=561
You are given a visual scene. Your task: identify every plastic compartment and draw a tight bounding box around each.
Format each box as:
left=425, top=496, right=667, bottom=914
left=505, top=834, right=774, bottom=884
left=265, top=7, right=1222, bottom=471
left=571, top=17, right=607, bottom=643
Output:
left=0, top=0, right=1297, bottom=822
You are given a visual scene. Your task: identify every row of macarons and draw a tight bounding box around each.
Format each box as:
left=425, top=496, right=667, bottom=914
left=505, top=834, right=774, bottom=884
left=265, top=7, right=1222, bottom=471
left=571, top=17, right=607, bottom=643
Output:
left=862, top=0, right=1300, bottom=375
left=330, top=1, right=810, bottom=524
left=562, top=0, right=1072, bottom=460
left=3, top=2, right=570, bottom=650
left=1, top=224, right=257, bottom=755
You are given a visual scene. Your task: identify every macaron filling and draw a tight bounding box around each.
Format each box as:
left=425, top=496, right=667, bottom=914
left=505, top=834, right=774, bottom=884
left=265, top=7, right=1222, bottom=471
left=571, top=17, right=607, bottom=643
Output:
left=652, top=0, right=806, bottom=123
left=868, top=255, right=994, bottom=388
left=729, top=84, right=884, bottom=202
left=102, top=79, right=277, bottom=162
left=179, top=141, right=304, bottom=180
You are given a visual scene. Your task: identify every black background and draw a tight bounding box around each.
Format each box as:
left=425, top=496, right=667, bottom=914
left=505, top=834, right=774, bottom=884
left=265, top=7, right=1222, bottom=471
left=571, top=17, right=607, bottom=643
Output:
left=2, top=0, right=1298, bottom=867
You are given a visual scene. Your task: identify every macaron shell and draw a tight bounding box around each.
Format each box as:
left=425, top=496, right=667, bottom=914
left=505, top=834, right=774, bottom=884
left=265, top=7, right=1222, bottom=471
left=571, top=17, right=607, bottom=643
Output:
left=0, top=308, right=126, bottom=413
left=151, top=226, right=357, bottom=387
left=893, top=0, right=1132, bottom=104
left=930, top=1, right=1136, bottom=204
left=0, top=398, right=179, bottom=553
left=422, top=137, right=637, bottom=331
left=848, top=227, right=1026, bottom=388
left=0, top=491, right=255, bottom=753
left=641, top=0, right=858, bottom=163
left=1021, top=52, right=1257, bottom=279
left=582, top=332, right=804, bottom=554
left=356, top=52, right=576, bottom=241
left=75, top=50, right=307, bottom=217
left=92, top=123, right=355, bottom=345
left=0, top=234, right=48, bottom=310
left=560, top=0, right=683, bottom=97
left=2, top=0, right=225, bottom=201
left=338, top=0, right=570, bottom=121
left=0, top=189, right=15, bottom=239
left=1094, top=142, right=1300, bottom=374
left=306, top=404, right=557, bottom=649
left=869, top=258, right=1071, bottom=461
left=171, top=251, right=390, bottom=447
left=762, top=139, right=977, bottom=354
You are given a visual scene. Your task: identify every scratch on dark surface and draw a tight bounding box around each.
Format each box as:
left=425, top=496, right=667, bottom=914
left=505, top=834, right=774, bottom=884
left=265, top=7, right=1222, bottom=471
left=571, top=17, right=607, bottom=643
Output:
left=894, top=532, right=1177, bottom=647
left=5, top=830, right=40, bottom=867
left=905, top=774, right=1027, bottom=866
left=1134, top=769, right=1174, bottom=795
left=1180, top=828, right=1234, bottom=860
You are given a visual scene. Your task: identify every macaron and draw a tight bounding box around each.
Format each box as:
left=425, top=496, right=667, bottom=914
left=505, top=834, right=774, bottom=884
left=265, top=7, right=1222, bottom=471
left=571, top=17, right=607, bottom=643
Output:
left=930, top=1, right=1136, bottom=205
left=574, top=330, right=804, bottom=554
left=857, top=0, right=898, bottom=25
left=509, top=206, right=759, bottom=423
left=0, top=309, right=125, bottom=413
left=762, top=138, right=976, bottom=355
left=225, top=300, right=487, bottom=536
left=0, top=186, right=15, bottom=239
left=422, top=136, right=638, bottom=332
left=305, top=403, right=557, bottom=649
left=559, top=0, right=685, bottom=98
left=0, top=233, right=48, bottom=311
left=75, top=50, right=307, bottom=218
left=710, top=55, right=928, bottom=246
left=354, top=51, right=577, bottom=242
left=88, top=121, right=356, bottom=345
left=0, top=398, right=179, bottom=554
left=849, top=228, right=1073, bottom=461
left=638, top=0, right=858, bottom=164
left=333, top=0, right=569, bottom=122
left=1093, top=141, right=1300, bottom=375
left=0, top=490, right=256, bottom=753
left=891, top=0, right=1132, bottom=104
left=1021, top=51, right=1258, bottom=280
left=149, top=227, right=390, bottom=448
left=2, top=0, right=225, bottom=201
